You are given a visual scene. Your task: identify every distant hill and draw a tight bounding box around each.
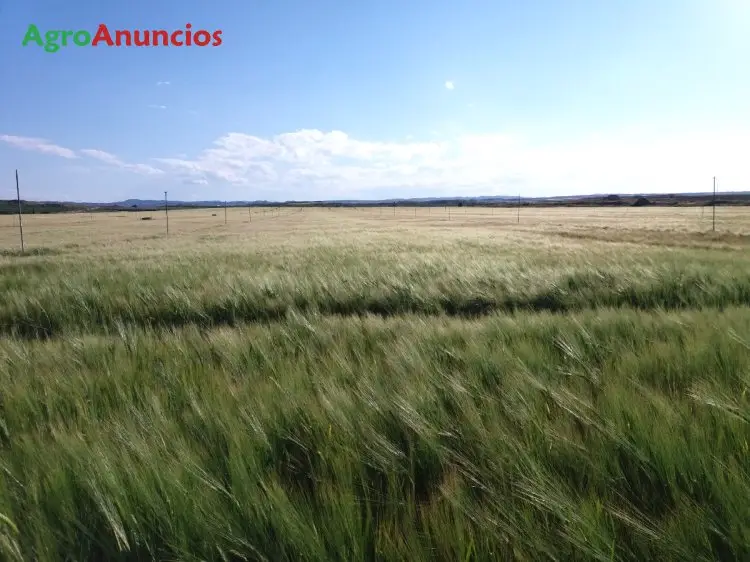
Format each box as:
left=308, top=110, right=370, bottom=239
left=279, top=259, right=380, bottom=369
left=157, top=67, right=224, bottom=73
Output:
left=2, top=191, right=750, bottom=215
left=0, top=200, right=88, bottom=214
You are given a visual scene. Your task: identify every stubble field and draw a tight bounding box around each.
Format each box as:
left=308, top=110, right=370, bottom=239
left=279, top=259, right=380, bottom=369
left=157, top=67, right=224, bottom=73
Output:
left=1, top=206, right=749, bottom=561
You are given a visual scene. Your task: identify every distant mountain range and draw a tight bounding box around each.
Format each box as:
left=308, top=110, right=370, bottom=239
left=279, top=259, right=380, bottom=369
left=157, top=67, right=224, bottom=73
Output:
left=105, top=196, right=527, bottom=208
left=59, top=191, right=750, bottom=208
left=2, top=191, right=750, bottom=215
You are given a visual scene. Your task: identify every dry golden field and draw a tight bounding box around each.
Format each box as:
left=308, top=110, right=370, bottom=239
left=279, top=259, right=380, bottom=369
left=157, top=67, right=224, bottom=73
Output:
left=2, top=204, right=750, bottom=255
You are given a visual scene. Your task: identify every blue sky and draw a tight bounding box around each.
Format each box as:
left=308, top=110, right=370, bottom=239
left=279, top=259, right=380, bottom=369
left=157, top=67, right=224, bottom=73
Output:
left=1, top=0, right=749, bottom=202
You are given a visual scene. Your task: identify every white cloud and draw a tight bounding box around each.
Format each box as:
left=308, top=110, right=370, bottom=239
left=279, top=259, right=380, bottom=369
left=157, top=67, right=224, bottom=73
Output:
left=148, top=104, right=167, bottom=110
left=2, top=135, right=162, bottom=176
left=154, top=130, right=446, bottom=190
left=79, top=149, right=121, bottom=166
left=153, top=127, right=750, bottom=197
left=445, top=81, right=455, bottom=90
left=0, top=135, right=77, bottom=159
left=126, top=163, right=165, bottom=175
left=7, top=128, right=750, bottom=198
left=157, top=81, right=170, bottom=86
left=80, top=149, right=163, bottom=175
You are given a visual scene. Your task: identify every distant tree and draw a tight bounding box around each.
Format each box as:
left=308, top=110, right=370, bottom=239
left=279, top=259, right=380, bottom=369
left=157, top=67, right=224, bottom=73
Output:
left=633, top=197, right=651, bottom=207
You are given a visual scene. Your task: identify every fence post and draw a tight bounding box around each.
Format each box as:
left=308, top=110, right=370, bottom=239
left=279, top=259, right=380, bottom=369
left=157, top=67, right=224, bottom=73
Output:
left=712, top=176, right=716, bottom=232
left=15, top=170, right=24, bottom=254
left=164, top=191, right=169, bottom=237
left=517, top=194, right=521, bottom=224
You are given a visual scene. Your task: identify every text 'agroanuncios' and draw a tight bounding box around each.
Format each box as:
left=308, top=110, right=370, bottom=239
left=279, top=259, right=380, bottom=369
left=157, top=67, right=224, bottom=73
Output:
left=22, top=23, right=223, bottom=53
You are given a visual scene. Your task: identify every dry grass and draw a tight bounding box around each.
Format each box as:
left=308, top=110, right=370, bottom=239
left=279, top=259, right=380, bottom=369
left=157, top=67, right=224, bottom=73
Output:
left=2, top=205, right=750, bottom=254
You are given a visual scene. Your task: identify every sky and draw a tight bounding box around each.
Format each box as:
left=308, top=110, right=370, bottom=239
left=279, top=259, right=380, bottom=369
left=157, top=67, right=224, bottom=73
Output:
left=1, top=0, right=750, bottom=202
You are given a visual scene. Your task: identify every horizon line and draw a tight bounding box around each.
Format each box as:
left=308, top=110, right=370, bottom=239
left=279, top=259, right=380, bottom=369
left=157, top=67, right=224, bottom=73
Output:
left=8, top=189, right=747, bottom=206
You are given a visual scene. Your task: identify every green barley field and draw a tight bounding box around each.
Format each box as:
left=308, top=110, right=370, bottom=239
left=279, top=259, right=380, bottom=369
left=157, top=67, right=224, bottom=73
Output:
left=1, top=206, right=749, bottom=561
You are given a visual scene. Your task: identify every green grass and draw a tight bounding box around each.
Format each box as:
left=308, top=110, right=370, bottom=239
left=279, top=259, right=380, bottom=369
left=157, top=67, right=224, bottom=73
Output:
left=1, top=211, right=750, bottom=560
left=2, top=310, right=750, bottom=561
left=3, top=243, right=750, bottom=338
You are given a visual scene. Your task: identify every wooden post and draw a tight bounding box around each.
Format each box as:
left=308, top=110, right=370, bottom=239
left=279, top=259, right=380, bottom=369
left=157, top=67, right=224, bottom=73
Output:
left=15, top=170, right=24, bottom=254
left=164, top=191, right=169, bottom=237
left=712, top=176, right=716, bottom=232
left=517, top=194, right=521, bottom=224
